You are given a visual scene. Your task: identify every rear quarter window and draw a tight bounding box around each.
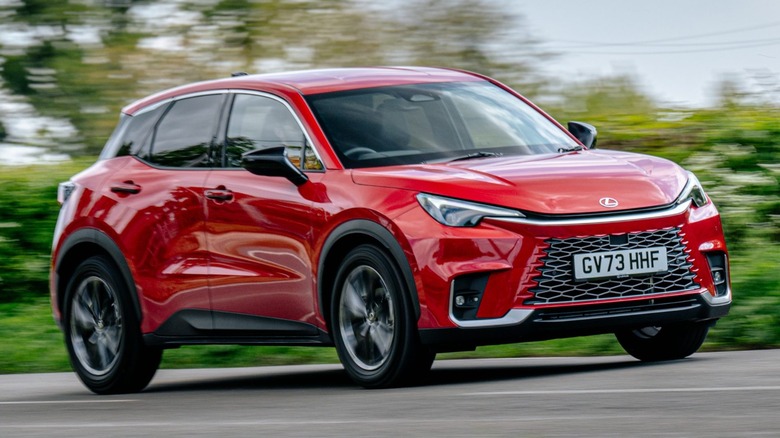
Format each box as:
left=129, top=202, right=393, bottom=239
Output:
left=99, top=104, right=167, bottom=160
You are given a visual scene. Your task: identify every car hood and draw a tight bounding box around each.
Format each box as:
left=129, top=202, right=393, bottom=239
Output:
left=350, top=150, right=689, bottom=215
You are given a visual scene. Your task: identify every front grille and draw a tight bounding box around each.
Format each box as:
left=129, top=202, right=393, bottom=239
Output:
left=527, top=227, right=699, bottom=305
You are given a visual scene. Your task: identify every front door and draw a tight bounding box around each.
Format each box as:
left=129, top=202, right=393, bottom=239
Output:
left=204, top=92, right=324, bottom=332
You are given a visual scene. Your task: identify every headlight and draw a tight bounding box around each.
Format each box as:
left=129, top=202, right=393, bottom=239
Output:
left=416, top=193, right=524, bottom=227
left=677, top=172, right=710, bottom=208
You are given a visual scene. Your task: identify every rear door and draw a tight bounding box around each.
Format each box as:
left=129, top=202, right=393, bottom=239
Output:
left=104, top=93, right=224, bottom=333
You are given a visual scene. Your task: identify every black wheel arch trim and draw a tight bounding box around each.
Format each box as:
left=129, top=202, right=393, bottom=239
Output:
left=318, top=219, right=421, bottom=324
left=55, top=227, right=142, bottom=322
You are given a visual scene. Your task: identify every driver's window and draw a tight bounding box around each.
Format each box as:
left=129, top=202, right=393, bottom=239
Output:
left=225, top=94, right=321, bottom=169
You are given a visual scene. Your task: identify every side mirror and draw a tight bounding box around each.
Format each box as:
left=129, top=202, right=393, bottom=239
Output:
left=241, top=147, right=308, bottom=186
left=567, top=121, right=598, bottom=148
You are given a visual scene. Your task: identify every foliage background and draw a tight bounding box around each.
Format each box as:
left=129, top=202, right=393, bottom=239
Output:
left=0, top=0, right=777, bottom=373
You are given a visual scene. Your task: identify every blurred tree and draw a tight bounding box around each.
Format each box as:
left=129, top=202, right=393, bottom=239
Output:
left=714, top=75, right=752, bottom=108
left=387, top=0, right=554, bottom=97
left=1, top=54, right=34, bottom=95
left=545, top=73, right=673, bottom=155
left=1, top=0, right=552, bottom=154
left=0, top=0, right=133, bottom=153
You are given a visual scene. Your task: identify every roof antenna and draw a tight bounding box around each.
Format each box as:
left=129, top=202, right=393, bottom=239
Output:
left=231, top=72, right=249, bottom=77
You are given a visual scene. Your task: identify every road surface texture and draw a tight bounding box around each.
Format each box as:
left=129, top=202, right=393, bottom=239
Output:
left=1, top=350, right=778, bottom=437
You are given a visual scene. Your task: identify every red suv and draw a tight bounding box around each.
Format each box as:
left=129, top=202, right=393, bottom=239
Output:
left=50, top=67, right=731, bottom=394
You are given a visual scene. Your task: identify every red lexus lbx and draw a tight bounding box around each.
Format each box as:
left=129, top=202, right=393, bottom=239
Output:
left=50, top=67, right=731, bottom=393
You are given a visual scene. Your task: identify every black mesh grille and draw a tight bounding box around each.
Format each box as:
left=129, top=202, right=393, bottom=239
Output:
left=527, top=227, right=699, bottom=304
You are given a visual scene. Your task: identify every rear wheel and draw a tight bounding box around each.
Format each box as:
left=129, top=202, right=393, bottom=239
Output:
left=63, top=256, right=161, bottom=394
left=332, top=244, right=434, bottom=388
left=615, top=322, right=711, bottom=362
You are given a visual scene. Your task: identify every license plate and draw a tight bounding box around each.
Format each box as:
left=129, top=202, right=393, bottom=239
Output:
left=572, top=247, right=668, bottom=280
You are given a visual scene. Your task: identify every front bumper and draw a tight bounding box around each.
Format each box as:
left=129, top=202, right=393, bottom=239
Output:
left=396, top=192, right=730, bottom=331
left=419, top=291, right=730, bottom=350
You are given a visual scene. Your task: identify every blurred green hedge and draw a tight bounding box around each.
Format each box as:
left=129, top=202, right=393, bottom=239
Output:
left=0, top=160, right=91, bottom=301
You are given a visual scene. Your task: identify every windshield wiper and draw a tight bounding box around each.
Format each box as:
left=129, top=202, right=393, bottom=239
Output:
left=557, top=145, right=583, bottom=153
left=446, top=151, right=503, bottom=162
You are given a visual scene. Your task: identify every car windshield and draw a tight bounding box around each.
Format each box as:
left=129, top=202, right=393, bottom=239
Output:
left=306, top=81, right=579, bottom=168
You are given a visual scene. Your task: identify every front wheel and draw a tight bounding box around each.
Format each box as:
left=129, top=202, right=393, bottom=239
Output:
left=63, top=255, right=161, bottom=394
left=615, top=322, right=711, bottom=362
left=332, top=244, right=434, bottom=388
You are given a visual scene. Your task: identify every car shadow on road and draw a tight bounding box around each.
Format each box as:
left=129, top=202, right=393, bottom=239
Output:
left=145, top=367, right=353, bottom=393
left=143, top=356, right=687, bottom=393
left=423, top=358, right=657, bottom=387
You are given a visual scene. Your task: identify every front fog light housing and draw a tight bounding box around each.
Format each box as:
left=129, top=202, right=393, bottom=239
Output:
left=712, top=268, right=726, bottom=286
left=705, top=252, right=729, bottom=298
left=451, top=273, right=490, bottom=321
left=454, top=293, right=479, bottom=308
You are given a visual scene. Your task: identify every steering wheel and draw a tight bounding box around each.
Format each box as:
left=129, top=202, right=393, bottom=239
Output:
left=344, top=147, right=378, bottom=159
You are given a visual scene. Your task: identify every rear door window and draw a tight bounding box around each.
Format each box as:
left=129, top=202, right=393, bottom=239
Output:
left=150, top=94, right=225, bottom=168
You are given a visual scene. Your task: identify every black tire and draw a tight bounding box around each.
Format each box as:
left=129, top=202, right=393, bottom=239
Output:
left=63, top=255, right=161, bottom=394
left=331, top=244, right=434, bottom=388
left=615, top=322, right=711, bottom=362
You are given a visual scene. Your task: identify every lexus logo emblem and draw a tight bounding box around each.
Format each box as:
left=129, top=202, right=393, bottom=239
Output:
left=599, top=197, right=619, bottom=208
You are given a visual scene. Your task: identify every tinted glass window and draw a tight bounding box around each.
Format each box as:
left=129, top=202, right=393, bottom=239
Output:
left=307, top=81, right=578, bottom=168
left=150, top=95, right=224, bottom=168
left=114, top=104, right=167, bottom=160
left=99, top=115, right=131, bottom=160
left=225, top=94, right=310, bottom=168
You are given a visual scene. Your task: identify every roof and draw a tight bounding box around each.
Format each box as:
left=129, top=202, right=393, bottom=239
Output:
left=248, top=66, right=482, bottom=94
left=122, top=67, right=485, bottom=114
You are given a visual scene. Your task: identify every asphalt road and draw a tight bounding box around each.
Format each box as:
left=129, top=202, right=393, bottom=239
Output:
left=1, top=350, right=778, bottom=437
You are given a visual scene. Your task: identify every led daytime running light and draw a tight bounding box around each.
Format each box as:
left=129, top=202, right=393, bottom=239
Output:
left=417, top=193, right=524, bottom=227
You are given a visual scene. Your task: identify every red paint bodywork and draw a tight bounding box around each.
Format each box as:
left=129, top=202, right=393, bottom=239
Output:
left=50, top=67, right=729, bottom=341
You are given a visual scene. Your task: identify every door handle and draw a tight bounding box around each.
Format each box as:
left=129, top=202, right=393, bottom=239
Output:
left=110, top=181, right=141, bottom=194
left=205, top=187, right=234, bottom=201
